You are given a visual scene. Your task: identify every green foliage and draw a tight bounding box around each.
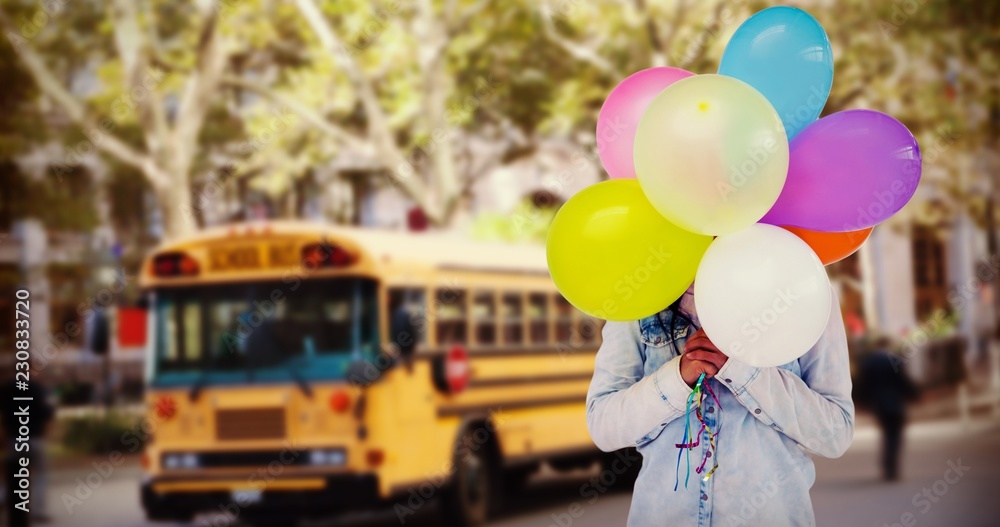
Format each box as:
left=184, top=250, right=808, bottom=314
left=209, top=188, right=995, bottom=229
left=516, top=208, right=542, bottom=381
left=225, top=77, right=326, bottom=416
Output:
left=469, top=198, right=557, bottom=244
left=2, top=0, right=996, bottom=231
left=0, top=164, right=99, bottom=232
left=61, top=412, right=144, bottom=455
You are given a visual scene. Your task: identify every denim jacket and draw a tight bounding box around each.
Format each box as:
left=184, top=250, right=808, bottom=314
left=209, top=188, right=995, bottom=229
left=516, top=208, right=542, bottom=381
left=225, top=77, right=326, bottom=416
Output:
left=586, top=289, right=854, bottom=527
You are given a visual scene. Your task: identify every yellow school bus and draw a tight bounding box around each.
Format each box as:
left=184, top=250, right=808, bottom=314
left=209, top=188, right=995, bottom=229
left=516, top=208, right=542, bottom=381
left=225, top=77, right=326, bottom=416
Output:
left=137, top=221, right=633, bottom=526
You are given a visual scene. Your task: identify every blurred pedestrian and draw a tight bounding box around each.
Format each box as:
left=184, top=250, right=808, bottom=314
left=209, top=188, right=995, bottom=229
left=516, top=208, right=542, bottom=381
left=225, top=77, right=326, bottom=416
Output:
left=857, top=336, right=919, bottom=481
left=974, top=282, right=996, bottom=369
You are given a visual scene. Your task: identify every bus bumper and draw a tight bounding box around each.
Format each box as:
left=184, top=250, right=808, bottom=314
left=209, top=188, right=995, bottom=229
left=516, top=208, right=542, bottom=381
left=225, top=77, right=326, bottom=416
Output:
left=140, top=473, right=381, bottom=521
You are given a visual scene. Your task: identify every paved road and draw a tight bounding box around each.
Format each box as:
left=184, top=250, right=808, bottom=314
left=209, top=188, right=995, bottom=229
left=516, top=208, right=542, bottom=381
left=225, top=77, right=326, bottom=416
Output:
left=39, top=417, right=1000, bottom=527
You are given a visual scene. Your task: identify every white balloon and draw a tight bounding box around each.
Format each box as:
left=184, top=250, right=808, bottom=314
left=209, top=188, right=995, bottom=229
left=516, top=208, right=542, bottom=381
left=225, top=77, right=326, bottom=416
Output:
left=694, top=224, right=832, bottom=367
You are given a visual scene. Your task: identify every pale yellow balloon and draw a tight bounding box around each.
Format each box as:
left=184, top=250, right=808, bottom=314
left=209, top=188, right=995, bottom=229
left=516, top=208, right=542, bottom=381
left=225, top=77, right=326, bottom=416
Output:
left=634, top=74, right=790, bottom=236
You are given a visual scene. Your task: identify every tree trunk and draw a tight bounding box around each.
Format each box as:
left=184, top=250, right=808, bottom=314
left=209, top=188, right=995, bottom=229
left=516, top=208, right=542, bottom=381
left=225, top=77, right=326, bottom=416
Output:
left=157, top=172, right=196, bottom=239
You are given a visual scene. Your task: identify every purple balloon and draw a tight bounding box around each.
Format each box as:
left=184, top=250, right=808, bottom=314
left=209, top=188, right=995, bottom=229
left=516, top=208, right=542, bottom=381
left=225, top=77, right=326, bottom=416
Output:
left=760, top=109, right=921, bottom=232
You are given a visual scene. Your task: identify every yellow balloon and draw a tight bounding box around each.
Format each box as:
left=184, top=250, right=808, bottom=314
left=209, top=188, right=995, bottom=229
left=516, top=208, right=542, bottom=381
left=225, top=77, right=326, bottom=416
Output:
left=546, top=179, right=713, bottom=321
left=634, top=74, right=789, bottom=236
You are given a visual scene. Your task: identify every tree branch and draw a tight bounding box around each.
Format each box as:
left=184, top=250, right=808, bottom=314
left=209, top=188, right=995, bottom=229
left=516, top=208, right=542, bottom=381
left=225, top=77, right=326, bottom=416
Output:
left=221, top=75, right=368, bottom=151
left=677, top=0, right=725, bottom=70
left=539, top=2, right=617, bottom=76
left=414, top=0, right=460, bottom=222
left=293, top=0, right=434, bottom=217
left=171, top=1, right=230, bottom=178
left=110, top=0, right=170, bottom=159
left=0, top=8, right=169, bottom=187
left=635, top=0, right=687, bottom=67
left=825, top=62, right=893, bottom=114
left=446, top=0, right=491, bottom=37
left=658, top=0, right=687, bottom=64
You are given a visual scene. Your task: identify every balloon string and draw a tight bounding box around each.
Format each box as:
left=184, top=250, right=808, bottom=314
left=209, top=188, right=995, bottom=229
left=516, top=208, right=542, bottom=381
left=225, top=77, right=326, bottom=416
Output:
left=673, top=373, right=701, bottom=491
left=674, top=373, right=722, bottom=490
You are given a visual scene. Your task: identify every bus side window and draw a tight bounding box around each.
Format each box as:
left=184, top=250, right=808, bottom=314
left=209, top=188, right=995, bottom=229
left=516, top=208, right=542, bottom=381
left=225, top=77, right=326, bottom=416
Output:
left=473, top=291, right=497, bottom=346
left=577, top=314, right=603, bottom=344
left=554, top=294, right=572, bottom=343
left=388, top=287, right=427, bottom=346
left=182, top=301, right=203, bottom=362
left=502, top=293, right=523, bottom=345
left=528, top=293, right=548, bottom=344
left=436, top=288, right=467, bottom=345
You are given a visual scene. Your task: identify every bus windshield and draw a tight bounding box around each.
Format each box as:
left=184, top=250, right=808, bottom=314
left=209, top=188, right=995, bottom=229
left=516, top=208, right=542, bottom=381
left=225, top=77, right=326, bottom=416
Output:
left=150, top=278, right=378, bottom=387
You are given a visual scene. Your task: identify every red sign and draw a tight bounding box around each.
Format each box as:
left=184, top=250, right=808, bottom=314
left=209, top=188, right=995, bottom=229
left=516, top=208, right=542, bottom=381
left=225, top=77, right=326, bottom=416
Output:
left=118, top=308, right=147, bottom=347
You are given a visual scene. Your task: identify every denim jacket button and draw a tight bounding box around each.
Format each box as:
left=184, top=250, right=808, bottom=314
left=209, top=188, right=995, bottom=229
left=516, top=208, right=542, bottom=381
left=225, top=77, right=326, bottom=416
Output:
left=754, top=408, right=762, bottom=415
left=725, top=378, right=733, bottom=384
left=701, top=493, right=708, bottom=501
left=706, top=407, right=715, bottom=413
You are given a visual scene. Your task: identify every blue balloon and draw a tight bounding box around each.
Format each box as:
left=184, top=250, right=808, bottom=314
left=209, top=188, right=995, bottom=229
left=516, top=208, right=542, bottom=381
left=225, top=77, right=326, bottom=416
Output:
left=719, top=6, right=833, bottom=140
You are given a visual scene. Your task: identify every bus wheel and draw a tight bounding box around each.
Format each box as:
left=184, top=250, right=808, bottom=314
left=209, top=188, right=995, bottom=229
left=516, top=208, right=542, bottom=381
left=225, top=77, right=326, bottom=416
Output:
left=502, top=465, right=536, bottom=494
left=242, top=513, right=296, bottom=527
left=442, top=429, right=495, bottom=526
left=601, top=448, right=642, bottom=490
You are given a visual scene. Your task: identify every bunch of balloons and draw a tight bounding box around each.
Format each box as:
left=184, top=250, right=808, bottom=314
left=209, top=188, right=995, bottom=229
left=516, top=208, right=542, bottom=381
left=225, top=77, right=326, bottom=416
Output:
left=546, top=6, right=920, bottom=367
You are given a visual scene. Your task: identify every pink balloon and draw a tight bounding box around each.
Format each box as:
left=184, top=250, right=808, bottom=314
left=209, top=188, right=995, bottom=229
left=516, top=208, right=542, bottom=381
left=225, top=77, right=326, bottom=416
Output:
left=596, top=67, right=695, bottom=179
left=760, top=109, right=921, bottom=232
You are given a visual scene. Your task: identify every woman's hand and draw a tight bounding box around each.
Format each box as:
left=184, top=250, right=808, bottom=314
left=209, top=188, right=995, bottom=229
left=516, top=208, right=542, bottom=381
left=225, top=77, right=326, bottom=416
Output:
left=680, top=328, right=729, bottom=387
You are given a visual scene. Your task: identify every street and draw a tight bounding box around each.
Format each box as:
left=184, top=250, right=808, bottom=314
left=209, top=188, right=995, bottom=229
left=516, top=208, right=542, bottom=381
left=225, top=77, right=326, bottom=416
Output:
left=41, top=417, right=1000, bottom=527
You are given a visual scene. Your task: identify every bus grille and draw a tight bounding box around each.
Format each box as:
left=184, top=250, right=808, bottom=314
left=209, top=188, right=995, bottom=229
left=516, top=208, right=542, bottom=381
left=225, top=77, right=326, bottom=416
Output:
left=215, top=408, right=286, bottom=441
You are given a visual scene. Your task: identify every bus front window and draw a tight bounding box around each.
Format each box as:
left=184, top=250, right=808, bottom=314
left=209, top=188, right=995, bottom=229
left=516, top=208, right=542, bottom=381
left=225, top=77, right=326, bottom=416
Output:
left=151, top=278, right=378, bottom=387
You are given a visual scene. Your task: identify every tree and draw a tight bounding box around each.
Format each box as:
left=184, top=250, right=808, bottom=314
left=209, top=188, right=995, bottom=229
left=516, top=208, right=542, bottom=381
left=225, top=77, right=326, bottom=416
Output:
left=222, top=0, right=551, bottom=228
left=1, top=0, right=233, bottom=239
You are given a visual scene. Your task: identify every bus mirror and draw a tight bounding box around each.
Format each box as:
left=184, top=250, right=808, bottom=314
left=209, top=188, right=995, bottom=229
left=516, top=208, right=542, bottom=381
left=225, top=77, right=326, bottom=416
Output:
left=347, top=359, right=381, bottom=388
left=390, top=306, right=417, bottom=360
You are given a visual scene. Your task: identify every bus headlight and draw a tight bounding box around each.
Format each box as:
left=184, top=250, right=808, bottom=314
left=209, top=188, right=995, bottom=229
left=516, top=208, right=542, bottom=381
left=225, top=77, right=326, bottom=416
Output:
left=308, top=449, right=346, bottom=466
left=181, top=453, right=200, bottom=469
left=163, top=453, right=199, bottom=469
left=163, top=454, right=180, bottom=469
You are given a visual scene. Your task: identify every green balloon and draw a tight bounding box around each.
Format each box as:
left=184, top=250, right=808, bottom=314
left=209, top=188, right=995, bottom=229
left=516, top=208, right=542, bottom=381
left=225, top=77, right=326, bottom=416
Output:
left=546, top=179, right=713, bottom=321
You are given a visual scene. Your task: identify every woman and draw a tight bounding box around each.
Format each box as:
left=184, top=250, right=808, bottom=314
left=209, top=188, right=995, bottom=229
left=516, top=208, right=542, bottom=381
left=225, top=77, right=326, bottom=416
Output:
left=586, top=285, right=854, bottom=526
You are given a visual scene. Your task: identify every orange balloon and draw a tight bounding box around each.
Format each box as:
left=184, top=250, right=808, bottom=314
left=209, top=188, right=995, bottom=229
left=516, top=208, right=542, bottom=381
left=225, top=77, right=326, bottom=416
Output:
left=782, top=225, right=873, bottom=265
